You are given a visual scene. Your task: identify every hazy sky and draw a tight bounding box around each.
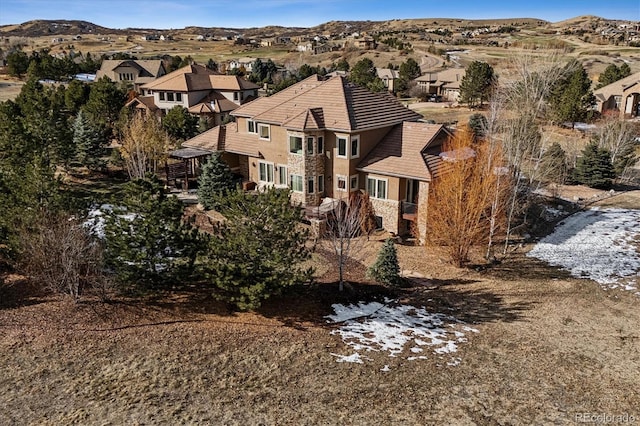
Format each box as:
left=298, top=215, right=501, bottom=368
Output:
left=0, top=0, right=638, bottom=29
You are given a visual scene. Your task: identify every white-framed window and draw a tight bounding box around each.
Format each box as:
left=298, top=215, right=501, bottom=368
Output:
left=337, top=136, right=348, bottom=158
left=289, top=136, right=303, bottom=154
left=350, top=135, right=360, bottom=158
left=258, top=161, right=274, bottom=183
left=258, top=124, right=270, bottom=140
left=350, top=175, right=359, bottom=191
left=247, top=120, right=256, bottom=134
left=317, top=136, right=324, bottom=155
left=367, top=177, right=388, bottom=199
left=159, top=92, right=165, bottom=101
left=337, top=175, right=347, bottom=192
left=614, top=95, right=622, bottom=109
left=290, top=174, right=303, bottom=192
left=317, top=175, right=324, bottom=193
left=278, top=165, right=287, bottom=185
left=308, top=177, right=314, bottom=193
left=307, top=137, right=314, bottom=155
left=233, top=92, right=239, bottom=101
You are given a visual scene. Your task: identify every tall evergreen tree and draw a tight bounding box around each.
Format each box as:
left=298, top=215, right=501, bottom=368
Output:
left=103, top=178, right=203, bottom=288
left=349, top=58, right=385, bottom=92
left=549, top=61, right=595, bottom=127
left=197, top=152, right=236, bottom=210
left=367, top=238, right=402, bottom=287
left=83, top=76, right=127, bottom=136
left=460, top=61, right=496, bottom=108
left=162, top=105, right=199, bottom=142
left=73, top=110, right=107, bottom=170
left=574, top=141, right=615, bottom=189
left=202, top=188, right=313, bottom=311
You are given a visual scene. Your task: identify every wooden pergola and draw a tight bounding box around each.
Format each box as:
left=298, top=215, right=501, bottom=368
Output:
left=166, top=147, right=212, bottom=190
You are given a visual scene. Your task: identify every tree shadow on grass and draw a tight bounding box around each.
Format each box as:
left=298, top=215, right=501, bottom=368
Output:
left=260, top=275, right=533, bottom=331
left=484, top=251, right=574, bottom=282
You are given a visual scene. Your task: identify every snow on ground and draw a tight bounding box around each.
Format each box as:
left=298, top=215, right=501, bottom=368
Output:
left=528, top=208, right=640, bottom=294
left=326, top=300, right=478, bottom=368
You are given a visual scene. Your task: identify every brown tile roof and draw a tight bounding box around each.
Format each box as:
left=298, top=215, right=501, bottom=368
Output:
left=232, top=75, right=422, bottom=132
left=357, top=122, right=451, bottom=181
left=96, top=60, right=165, bottom=83
left=188, top=92, right=239, bottom=114
left=594, top=71, right=640, bottom=102
left=182, top=123, right=259, bottom=157
left=141, top=64, right=259, bottom=93
left=125, top=95, right=159, bottom=112
left=209, top=75, right=260, bottom=91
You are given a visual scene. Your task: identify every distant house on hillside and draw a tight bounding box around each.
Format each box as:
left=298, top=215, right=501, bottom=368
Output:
left=593, top=71, right=640, bottom=117
left=415, top=68, right=465, bottom=102
left=95, top=59, right=166, bottom=91
left=376, top=68, right=400, bottom=93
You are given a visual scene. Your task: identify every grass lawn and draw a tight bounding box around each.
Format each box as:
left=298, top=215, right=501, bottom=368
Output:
left=1, top=220, right=639, bottom=424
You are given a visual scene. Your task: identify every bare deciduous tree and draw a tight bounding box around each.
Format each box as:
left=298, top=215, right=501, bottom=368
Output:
left=427, top=126, right=507, bottom=267
left=321, top=192, right=373, bottom=291
left=119, top=113, right=171, bottom=180
left=19, top=212, right=109, bottom=300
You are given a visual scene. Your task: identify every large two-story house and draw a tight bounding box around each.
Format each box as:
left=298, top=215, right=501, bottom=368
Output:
left=130, top=64, right=261, bottom=126
left=182, top=75, right=452, bottom=241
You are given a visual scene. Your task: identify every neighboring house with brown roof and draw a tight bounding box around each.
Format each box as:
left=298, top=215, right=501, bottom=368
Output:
left=138, top=64, right=260, bottom=126
left=415, top=68, right=465, bottom=101
left=95, top=60, right=166, bottom=91
left=182, top=75, right=451, bottom=240
left=593, top=71, right=640, bottom=117
left=376, top=68, right=401, bottom=93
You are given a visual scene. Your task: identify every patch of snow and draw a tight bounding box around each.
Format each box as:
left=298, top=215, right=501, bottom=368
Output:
left=331, top=352, right=366, bottom=364
left=528, top=208, right=640, bottom=293
left=326, top=301, right=478, bottom=366
left=381, top=365, right=390, bottom=372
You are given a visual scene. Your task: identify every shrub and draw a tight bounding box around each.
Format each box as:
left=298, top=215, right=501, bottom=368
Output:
left=368, top=238, right=403, bottom=287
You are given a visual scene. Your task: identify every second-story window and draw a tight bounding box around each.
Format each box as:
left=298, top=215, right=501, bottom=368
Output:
left=317, top=136, right=324, bottom=155
left=351, top=136, right=360, bottom=158
left=258, top=124, right=270, bottom=140
left=167, top=92, right=174, bottom=102
left=289, top=136, right=303, bottom=154
left=337, top=137, right=347, bottom=158
left=247, top=120, right=256, bottom=134
left=159, top=92, right=165, bottom=101
left=306, top=137, right=314, bottom=155
left=176, top=93, right=182, bottom=102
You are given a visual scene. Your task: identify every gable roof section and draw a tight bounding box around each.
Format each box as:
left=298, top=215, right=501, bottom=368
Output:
left=594, top=71, right=640, bottom=102
left=142, top=64, right=259, bottom=93
left=232, top=75, right=422, bottom=132
left=209, top=75, right=260, bottom=91
left=96, top=59, right=165, bottom=83
left=182, top=123, right=259, bottom=157
left=357, top=122, right=451, bottom=181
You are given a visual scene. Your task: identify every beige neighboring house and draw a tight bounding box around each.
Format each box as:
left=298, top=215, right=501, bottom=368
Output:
left=135, top=64, right=260, bottom=126
left=415, top=68, right=465, bottom=101
left=95, top=60, right=166, bottom=91
left=182, top=75, right=451, bottom=241
left=376, top=68, right=400, bottom=93
left=593, top=71, right=640, bottom=117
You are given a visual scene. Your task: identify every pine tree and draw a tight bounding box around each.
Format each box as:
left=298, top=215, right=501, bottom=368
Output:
left=574, top=141, right=615, bottom=189
left=103, top=178, right=204, bottom=288
left=162, top=105, right=199, bottom=142
left=197, top=152, right=236, bottom=210
left=367, top=238, right=402, bottom=287
left=460, top=61, right=496, bottom=108
left=549, top=61, right=595, bottom=127
left=202, top=188, right=313, bottom=311
left=73, top=110, right=106, bottom=170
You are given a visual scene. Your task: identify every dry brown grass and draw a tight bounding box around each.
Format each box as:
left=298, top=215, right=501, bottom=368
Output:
left=1, top=203, right=639, bottom=424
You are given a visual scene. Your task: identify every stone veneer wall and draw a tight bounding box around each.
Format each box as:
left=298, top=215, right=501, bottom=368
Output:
left=238, top=156, right=249, bottom=181
left=370, top=198, right=401, bottom=235
left=286, top=134, right=325, bottom=207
